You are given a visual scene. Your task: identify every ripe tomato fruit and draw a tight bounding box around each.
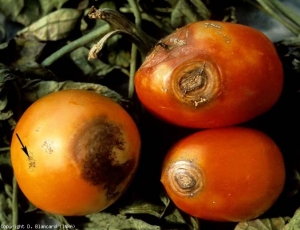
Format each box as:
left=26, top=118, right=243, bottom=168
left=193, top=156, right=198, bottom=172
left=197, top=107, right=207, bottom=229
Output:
left=135, top=20, right=283, bottom=128
left=10, top=90, right=141, bottom=216
left=161, top=127, right=285, bottom=222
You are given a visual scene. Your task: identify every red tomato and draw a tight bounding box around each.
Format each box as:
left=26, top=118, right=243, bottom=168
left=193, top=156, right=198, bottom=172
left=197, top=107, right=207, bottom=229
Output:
left=10, top=90, right=141, bottom=216
left=161, top=127, right=285, bottom=222
left=135, top=20, right=283, bottom=128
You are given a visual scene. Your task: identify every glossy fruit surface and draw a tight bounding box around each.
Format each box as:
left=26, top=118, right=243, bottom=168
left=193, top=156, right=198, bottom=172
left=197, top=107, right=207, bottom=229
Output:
left=161, top=127, right=285, bottom=222
left=135, top=20, right=283, bottom=128
left=10, top=90, right=141, bottom=216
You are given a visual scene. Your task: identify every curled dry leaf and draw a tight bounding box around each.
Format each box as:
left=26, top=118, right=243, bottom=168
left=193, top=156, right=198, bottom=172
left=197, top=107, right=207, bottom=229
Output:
left=17, top=8, right=82, bottom=41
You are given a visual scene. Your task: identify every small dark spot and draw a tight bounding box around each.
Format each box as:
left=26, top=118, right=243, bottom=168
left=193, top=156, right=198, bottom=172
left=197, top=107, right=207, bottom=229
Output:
left=42, top=140, right=54, bottom=154
left=156, top=41, right=170, bottom=50
left=27, top=152, right=36, bottom=171
left=71, top=116, right=135, bottom=199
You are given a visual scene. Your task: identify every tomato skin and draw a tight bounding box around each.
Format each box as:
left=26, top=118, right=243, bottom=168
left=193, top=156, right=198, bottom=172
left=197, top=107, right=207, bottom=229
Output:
left=134, top=20, right=283, bottom=128
left=161, top=127, right=285, bottom=222
left=10, top=90, right=141, bottom=216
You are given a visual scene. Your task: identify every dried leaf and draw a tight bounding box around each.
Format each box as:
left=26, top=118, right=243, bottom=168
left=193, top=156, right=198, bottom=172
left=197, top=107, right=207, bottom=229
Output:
left=235, top=217, right=290, bottom=230
left=0, top=0, right=24, bottom=24
left=17, top=8, right=82, bottom=41
left=0, top=170, right=13, bottom=225
left=0, top=110, right=13, bottom=121
left=0, top=15, right=5, bottom=43
left=21, top=79, right=124, bottom=104
left=0, top=191, right=12, bottom=225
left=0, top=64, right=16, bottom=121
left=283, top=208, right=300, bottom=230
left=14, top=0, right=41, bottom=26
left=83, top=212, right=161, bottom=230
left=282, top=36, right=300, bottom=46
left=14, top=61, right=58, bottom=80
left=119, top=199, right=167, bottom=218
left=39, top=0, right=70, bottom=15
left=170, top=0, right=210, bottom=28
left=10, top=36, right=46, bottom=66
left=70, top=46, right=126, bottom=78
left=0, top=0, right=73, bottom=26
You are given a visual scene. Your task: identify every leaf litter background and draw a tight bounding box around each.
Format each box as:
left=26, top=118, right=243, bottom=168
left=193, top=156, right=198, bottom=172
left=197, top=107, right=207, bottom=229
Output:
left=1, top=0, right=300, bottom=229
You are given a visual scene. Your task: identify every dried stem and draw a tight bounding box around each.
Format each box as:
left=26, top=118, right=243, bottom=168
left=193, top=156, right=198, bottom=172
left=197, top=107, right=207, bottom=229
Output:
left=88, top=7, right=156, bottom=59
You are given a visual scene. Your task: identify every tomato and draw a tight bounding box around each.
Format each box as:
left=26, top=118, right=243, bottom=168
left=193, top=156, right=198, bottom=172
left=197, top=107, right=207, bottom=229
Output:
left=161, top=127, right=285, bottom=222
left=10, top=90, right=141, bottom=216
left=134, top=20, right=283, bottom=128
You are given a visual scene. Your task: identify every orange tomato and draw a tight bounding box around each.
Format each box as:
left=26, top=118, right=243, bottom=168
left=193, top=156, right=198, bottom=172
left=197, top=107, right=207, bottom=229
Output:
left=161, top=127, right=285, bottom=222
left=10, top=90, right=141, bottom=216
left=135, top=20, right=283, bottom=128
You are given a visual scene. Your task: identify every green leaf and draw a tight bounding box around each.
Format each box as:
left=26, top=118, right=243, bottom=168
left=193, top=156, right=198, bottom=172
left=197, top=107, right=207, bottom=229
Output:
left=17, top=8, right=82, bottom=41
left=235, top=217, right=290, bottom=230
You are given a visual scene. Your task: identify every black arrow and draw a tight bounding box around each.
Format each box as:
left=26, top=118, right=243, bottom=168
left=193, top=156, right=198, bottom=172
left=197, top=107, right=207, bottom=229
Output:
left=16, top=133, right=29, bottom=158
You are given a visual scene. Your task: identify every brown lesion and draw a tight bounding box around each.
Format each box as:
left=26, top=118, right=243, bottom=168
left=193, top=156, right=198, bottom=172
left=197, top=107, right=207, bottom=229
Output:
left=172, top=60, right=221, bottom=108
left=71, top=116, right=135, bottom=199
left=167, top=161, right=204, bottom=197
left=179, top=62, right=207, bottom=95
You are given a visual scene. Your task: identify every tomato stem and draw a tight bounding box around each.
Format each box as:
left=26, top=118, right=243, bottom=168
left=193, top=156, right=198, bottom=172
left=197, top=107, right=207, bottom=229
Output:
left=12, top=176, right=18, bottom=226
left=41, top=24, right=110, bottom=67
left=128, top=0, right=142, bottom=99
left=88, top=7, right=157, bottom=59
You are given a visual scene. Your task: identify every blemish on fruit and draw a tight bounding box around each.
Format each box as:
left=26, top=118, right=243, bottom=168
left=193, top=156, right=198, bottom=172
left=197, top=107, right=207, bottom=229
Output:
left=27, top=152, right=36, bottom=171
left=204, top=22, right=222, bottom=29
left=72, top=116, right=135, bottom=199
left=42, top=140, right=54, bottom=154
left=179, top=62, right=207, bottom=95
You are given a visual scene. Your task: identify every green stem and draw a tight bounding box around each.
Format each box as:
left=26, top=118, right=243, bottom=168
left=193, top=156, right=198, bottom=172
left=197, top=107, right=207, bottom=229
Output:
left=12, top=176, right=18, bottom=225
left=127, top=0, right=141, bottom=99
left=128, top=44, right=138, bottom=99
left=272, top=0, right=300, bottom=30
left=41, top=24, right=110, bottom=67
left=248, top=0, right=300, bottom=35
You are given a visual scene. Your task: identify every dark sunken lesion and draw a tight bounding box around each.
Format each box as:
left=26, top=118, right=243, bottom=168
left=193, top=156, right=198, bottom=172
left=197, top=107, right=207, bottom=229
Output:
left=71, top=116, right=135, bottom=199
